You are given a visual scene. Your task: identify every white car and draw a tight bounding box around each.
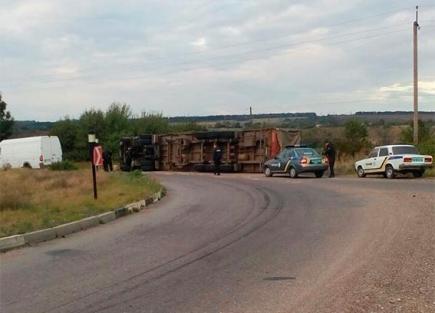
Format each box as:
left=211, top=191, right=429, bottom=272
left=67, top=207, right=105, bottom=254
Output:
left=355, top=145, right=433, bottom=178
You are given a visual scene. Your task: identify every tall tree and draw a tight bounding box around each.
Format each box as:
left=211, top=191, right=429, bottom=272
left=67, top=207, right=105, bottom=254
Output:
left=104, top=103, right=133, bottom=153
left=0, top=93, right=14, bottom=141
left=343, top=119, right=369, bottom=157
left=50, top=117, right=81, bottom=160
left=400, top=120, right=431, bottom=144
left=133, top=112, right=170, bottom=135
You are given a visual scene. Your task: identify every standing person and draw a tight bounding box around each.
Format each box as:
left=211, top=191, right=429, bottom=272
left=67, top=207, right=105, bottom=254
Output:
left=324, top=141, right=336, bottom=178
left=103, top=150, right=113, bottom=172
left=213, top=143, right=223, bottom=176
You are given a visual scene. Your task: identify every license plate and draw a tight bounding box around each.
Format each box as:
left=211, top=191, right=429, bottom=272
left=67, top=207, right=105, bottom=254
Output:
left=412, top=157, right=423, bottom=162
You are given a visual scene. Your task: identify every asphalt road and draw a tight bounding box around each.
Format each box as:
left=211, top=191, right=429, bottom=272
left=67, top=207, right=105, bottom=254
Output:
left=1, top=173, right=434, bottom=313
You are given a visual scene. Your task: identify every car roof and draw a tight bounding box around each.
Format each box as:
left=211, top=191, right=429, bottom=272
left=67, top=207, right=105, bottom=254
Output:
left=373, top=144, right=415, bottom=149
left=285, top=145, right=308, bottom=148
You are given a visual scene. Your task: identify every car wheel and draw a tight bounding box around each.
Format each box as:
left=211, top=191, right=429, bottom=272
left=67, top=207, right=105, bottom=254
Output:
left=264, top=167, right=273, bottom=177
left=315, top=171, right=324, bottom=178
left=289, top=167, right=298, bottom=178
left=412, top=170, right=423, bottom=178
left=385, top=165, right=395, bottom=179
left=357, top=166, right=366, bottom=178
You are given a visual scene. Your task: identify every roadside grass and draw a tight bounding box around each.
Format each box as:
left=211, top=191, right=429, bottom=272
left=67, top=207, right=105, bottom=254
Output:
left=335, top=158, right=357, bottom=176
left=424, top=166, right=435, bottom=177
left=0, top=168, right=161, bottom=237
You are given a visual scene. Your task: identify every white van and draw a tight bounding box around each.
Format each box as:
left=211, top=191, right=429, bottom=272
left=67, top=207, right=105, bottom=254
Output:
left=0, top=136, right=63, bottom=169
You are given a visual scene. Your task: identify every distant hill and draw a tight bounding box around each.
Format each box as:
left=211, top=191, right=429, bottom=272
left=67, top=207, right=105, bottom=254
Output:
left=170, top=111, right=435, bottom=128
left=9, top=111, right=435, bottom=138
left=168, top=112, right=317, bottom=123
left=11, top=121, right=52, bottom=138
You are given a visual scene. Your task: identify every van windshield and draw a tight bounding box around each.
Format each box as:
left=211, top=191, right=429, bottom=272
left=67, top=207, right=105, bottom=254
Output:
left=392, top=146, right=418, bottom=155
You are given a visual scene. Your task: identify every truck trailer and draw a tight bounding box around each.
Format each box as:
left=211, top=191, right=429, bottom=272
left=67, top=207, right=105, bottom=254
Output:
left=120, top=129, right=300, bottom=173
left=156, top=128, right=300, bottom=173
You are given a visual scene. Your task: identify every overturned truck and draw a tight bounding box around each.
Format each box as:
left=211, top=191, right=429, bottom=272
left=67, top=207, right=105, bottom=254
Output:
left=119, top=135, right=158, bottom=171
left=120, top=129, right=300, bottom=173
left=156, top=128, right=300, bottom=173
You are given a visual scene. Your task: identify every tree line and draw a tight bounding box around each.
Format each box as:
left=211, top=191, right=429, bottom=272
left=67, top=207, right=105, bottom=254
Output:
left=0, top=93, right=14, bottom=141
left=50, top=103, right=205, bottom=160
left=1, top=94, right=433, bottom=160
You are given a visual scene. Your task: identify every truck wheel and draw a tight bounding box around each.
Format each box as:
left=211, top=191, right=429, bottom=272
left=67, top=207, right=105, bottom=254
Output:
left=357, top=166, right=366, bottom=178
left=412, top=170, right=423, bottom=178
left=264, top=167, right=273, bottom=177
left=22, top=162, right=32, bottom=169
left=315, top=171, right=324, bottom=178
left=289, top=167, right=298, bottom=178
left=385, top=165, right=395, bottom=179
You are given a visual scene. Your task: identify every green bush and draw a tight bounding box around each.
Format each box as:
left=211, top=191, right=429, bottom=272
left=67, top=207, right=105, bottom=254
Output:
left=49, top=160, right=78, bottom=171
left=417, top=139, right=435, bottom=157
left=399, top=120, right=435, bottom=158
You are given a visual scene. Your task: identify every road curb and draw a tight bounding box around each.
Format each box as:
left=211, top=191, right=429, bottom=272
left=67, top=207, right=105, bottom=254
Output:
left=23, top=228, right=57, bottom=245
left=0, top=188, right=166, bottom=252
left=53, top=220, right=82, bottom=238
left=98, top=211, right=116, bottom=224
left=79, top=216, right=101, bottom=230
left=0, top=235, right=26, bottom=252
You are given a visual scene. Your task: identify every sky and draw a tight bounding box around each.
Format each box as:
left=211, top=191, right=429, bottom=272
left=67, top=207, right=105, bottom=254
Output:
left=1, top=0, right=434, bottom=121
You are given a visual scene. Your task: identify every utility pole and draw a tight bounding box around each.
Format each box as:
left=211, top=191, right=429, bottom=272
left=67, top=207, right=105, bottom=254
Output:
left=413, top=5, right=419, bottom=144
left=249, top=106, right=253, bottom=126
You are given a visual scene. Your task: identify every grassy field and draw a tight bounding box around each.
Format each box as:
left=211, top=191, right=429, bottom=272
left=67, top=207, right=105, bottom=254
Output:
left=0, top=168, right=161, bottom=237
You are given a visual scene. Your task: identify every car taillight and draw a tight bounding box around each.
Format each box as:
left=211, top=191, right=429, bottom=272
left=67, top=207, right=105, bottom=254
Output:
left=425, top=157, right=433, bottom=163
left=403, top=157, right=412, bottom=162
left=300, top=157, right=308, bottom=165
left=40, top=154, right=44, bottom=162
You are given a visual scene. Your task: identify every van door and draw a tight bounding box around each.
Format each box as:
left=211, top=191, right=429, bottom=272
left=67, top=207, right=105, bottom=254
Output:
left=46, top=137, right=61, bottom=163
left=51, top=137, right=62, bottom=162
left=48, top=137, right=56, bottom=163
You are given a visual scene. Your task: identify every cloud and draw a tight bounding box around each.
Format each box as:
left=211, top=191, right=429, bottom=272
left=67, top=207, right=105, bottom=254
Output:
left=379, top=81, right=435, bottom=95
left=1, top=0, right=434, bottom=121
left=191, top=37, right=207, bottom=48
left=0, top=1, right=55, bottom=35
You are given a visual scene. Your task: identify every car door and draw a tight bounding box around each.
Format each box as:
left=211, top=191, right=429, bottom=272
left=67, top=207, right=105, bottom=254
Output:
left=364, top=148, right=379, bottom=171
left=279, top=149, right=293, bottom=172
left=269, top=150, right=286, bottom=172
left=373, top=147, right=389, bottom=170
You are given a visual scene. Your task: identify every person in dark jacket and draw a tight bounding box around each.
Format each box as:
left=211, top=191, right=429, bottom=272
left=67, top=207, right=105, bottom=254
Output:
left=324, top=141, right=336, bottom=178
left=213, top=143, right=223, bottom=175
left=103, top=150, right=113, bottom=172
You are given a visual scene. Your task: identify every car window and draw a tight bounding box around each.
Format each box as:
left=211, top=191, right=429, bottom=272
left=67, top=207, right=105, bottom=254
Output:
left=282, top=149, right=292, bottom=159
left=295, top=148, right=320, bottom=157
left=276, top=151, right=286, bottom=159
left=368, top=149, right=379, bottom=158
left=392, top=146, right=418, bottom=155
left=379, top=148, right=388, bottom=157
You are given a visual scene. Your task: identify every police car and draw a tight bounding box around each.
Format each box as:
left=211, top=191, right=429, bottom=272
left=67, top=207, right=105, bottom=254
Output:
left=354, top=144, right=433, bottom=178
left=264, top=146, right=328, bottom=178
